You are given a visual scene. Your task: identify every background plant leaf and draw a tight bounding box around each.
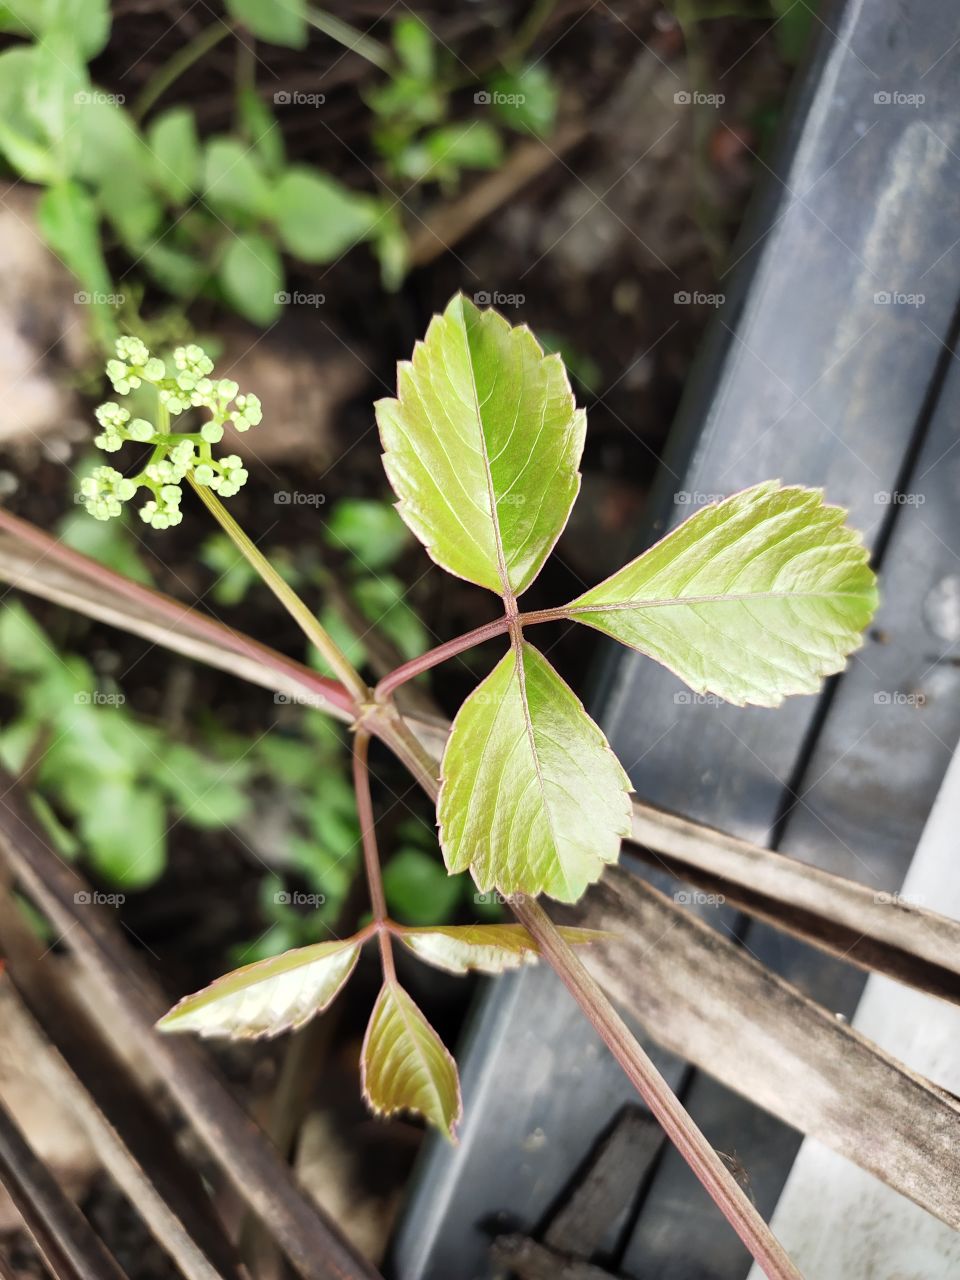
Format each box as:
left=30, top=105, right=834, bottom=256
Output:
left=438, top=641, right=631, bottom=902
left=361, top=981, right=461, bottom=1140
left=566, top=482, right=878, bottom=707
left=158, top=937, right=361, bottom=1039
left=225, top=0, right=307, bottom=49
left=396, top=923, right=609, bottom=974
left=376, top=293, right=585, bottom=597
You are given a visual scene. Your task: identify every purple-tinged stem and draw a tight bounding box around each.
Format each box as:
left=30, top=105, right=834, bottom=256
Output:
left=352, top=729, right=396, bottom=983
left=514, top=899, right=803, bottom=1280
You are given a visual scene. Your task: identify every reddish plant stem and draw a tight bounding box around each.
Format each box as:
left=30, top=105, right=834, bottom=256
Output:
left=351, top=729, right=396, bottom=983
left=514, top=899, right=803, bottom=1280
left=373, top=606, right=568, bottom=701
left=374, top=616, right=511, bottom=700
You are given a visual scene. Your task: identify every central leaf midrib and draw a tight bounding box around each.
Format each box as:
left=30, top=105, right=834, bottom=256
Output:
left=511, top=644, right=573, bottom=899
left=457, top=307, right=512, bottom=600
left=570, top=587, right=869, bottom=615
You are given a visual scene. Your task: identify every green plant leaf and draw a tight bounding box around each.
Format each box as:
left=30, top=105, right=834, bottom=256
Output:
left=225, top=0, right=307, bottom=48
left=237, top=87, right=284, bottom=175
left=566, top=482, right=878, bottom=708
left=324, top=498, right=411, bottom=570
left=79, top=778, right=166, bottom=887
left=392, top=15, right=435, bottom=77
left=353, top=575, right=429, bottom=662
left=438, top=641, right=631, bottom=902
left=158, top=937, right=361, bottom=1039
left=396, top=923, right=609, bottom=974
left=361, top=981, right=461, bottom=1140
left=204, top=136, right=273, bottom=219
left=148, top=107, right=201, bottom=204
left=383, top=847, right=462, bottom=925
left=273, top=167, right=382, bottom=262
left=5, top=0, right=109, bottom=58
left=218, top=232, right=283, bottom=326
left=57, top=511, right=153, bottom=585
left=488, top=64, right=558, bottom=136
left=376, top=294, right=585, bottom=597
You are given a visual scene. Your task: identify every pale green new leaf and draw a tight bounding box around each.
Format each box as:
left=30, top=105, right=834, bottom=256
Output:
left=375, top=294, right=585, bottom=597
left=361, top=982, right=461, bottom=1140
left=438, top=641, right=632, bottom=903
left=396, top=924, right=610, bottom=975
left=157, top=938, right=360, bottom=1039
left=567, top=482, right=878, bottom=707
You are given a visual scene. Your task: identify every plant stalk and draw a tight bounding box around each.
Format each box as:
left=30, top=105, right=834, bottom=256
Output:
left=513, top=899, right=803, bottom=1280
left=351, top=730, right=396, bottom=982
left=188, top=483, right=370, bottom=705
left=132, top=22, right=234, bottom=121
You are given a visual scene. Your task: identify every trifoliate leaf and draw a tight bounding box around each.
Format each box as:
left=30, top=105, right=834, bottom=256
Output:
left=376, top=294, right=585, bottom=597
left=361, top=982, right=461, bottom=1140
left=438, top=641, right=632, bottom=903
left=396, top=924, right=609, bottom=975
left=567, top=482, right=878, bottom=708
left=158, top=937, right=361, bottom=1039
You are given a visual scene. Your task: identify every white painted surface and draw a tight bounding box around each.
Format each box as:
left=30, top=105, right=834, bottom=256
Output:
left=748, top=743, right=960, bottom=1280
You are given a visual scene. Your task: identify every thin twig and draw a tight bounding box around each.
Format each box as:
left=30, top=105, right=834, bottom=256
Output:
left=514, top=900, right=803, bottom=1280
left=353, top=729, right=396, bottom=983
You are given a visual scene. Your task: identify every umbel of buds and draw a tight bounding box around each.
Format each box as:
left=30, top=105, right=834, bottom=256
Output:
left=79, top=338, right=262, bottom=529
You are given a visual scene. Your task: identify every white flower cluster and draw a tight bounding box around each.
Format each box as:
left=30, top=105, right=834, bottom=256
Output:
left=79, top=338, right=263, bottom=528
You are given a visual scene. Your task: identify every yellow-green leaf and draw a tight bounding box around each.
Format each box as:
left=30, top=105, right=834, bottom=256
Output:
left=361, top=982, right=461, bottom=1141
left=567, top=482, right=878, bottom=707
left=438, top=641, right=632, bottom=903
left=157, top=938, right=360, bottom=1040
left=396, top=923, right=610, bottom=974
left=375, top=293, right=585, bottom=597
